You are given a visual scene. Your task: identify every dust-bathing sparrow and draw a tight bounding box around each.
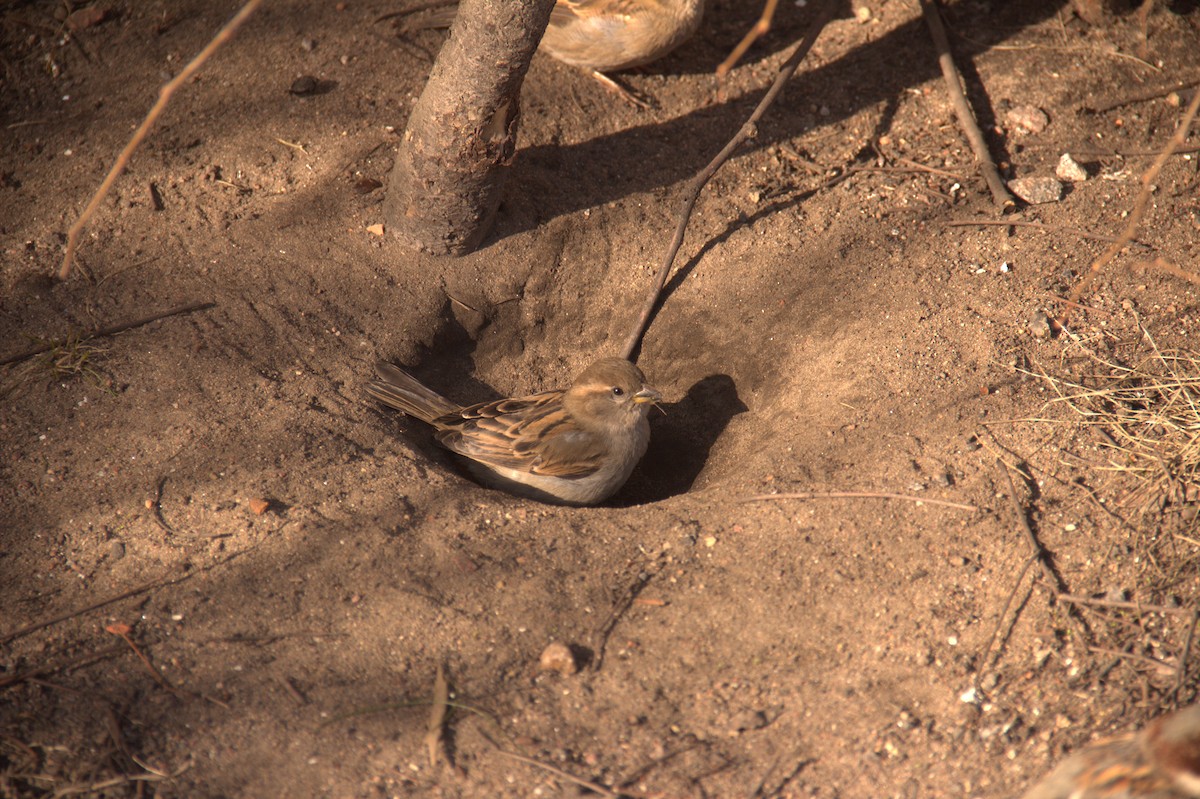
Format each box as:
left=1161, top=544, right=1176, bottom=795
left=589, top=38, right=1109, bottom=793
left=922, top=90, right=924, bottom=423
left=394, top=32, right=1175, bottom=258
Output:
left=367, top=357, right=661, bottom=506
left=1020, top=704, right=1200, bottom=799
left=420, top=0, right=704, bottom=74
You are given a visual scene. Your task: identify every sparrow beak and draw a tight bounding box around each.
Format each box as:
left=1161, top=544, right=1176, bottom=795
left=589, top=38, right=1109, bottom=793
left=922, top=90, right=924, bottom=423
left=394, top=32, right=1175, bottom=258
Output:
left=632, top=386, right=662, bottom=405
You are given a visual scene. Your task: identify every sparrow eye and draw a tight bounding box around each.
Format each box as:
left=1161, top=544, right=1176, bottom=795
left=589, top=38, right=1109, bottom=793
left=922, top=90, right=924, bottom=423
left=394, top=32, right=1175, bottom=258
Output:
left=611, top=386, right=624, bottom=397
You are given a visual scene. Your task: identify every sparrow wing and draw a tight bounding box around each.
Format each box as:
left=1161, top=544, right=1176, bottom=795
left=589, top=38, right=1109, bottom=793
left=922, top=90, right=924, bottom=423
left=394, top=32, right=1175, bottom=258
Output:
left=434, top=391, right=610, bottom=479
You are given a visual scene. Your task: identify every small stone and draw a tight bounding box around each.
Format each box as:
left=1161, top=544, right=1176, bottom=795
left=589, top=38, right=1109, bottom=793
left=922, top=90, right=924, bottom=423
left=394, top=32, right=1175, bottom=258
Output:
left=301, top=37, right=317, bottom=52
left=1028, top=310, right=1052, bottom=338
left=366, top=223, right=385, bottom=236
left=289, top=75, right=318, bottom=96
left=853, top=5, right=872, bottom=22
left=538, top=642, right=578, bottom=676
left=1008, top=177, right=1064, bottom=205
left=729, top=709, right=768, bottom=735
left=1005, top=105, right=1049, bottom=134
left=1056, top=153, right=1088, bottom=182
left=249, top=497, right=270, bottom=515
left=108, top=540, right=126, bottom=560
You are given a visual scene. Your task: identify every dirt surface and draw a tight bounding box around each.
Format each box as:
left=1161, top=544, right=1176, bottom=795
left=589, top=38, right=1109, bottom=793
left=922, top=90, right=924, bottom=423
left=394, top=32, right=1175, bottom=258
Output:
left=4, top=0, right=1200, bottom=796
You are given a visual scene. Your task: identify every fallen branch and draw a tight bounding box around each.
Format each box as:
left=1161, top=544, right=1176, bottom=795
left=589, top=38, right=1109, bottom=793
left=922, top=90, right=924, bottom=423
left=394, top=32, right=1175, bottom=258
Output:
left=619, top=0, right=834, bottom=359
left=59, top=1, right=262, bottom=280
left=1064, top=88, right=1200, bottom=320
left=918, top=0, right=1013, bottom=208
left=0, top=301, right=215, bottom=367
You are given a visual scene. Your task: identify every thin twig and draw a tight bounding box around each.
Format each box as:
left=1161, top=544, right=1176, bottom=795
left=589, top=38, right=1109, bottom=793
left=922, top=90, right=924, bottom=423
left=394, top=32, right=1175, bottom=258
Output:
left=619, top=1, right=833, bottom=360
left=59, top=0, right=262, bottom=280
left=0, top=645, right=127, bottom=691
left=592, top=569, right=656, bottom=672
left=106, top=624, right=177, bottom=694
left=716, top=0, right=779, bottom=77
left=974, top=553, right=1038, bottom=694
left=495, top=749, right=622, bottom=799
left=918, top=0, right=1013, bottom=208
left=0, top=567, right=192, bottom=645
left=742, top=491, right=978, bottom=511
left=943, top=219, right=1150, bottom=246
left=1084, top=75, right=1200, bottom=114
left=0, top=301, right=215, bottom=367
left=1057, top=593, right=1195, bottom=616
left=1138, top=256, right=1200, bottom=286
left=1173, top=610, right=1198, bottom=702
left=1087, top=646, right=1173, bottom=670
left=1065, top=88, right=1200, bottom=320
left=995, top=460, right=1091, bottom=642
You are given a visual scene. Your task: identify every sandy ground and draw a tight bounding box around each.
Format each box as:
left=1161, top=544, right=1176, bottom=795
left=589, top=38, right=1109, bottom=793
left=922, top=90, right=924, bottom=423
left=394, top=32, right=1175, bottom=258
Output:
left=3, top=0, right=1200, bottom=796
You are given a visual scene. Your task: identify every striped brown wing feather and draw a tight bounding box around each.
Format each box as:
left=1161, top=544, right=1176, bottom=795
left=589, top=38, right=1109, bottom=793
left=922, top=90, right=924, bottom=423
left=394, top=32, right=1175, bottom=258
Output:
left=433, top=391, right=610, bottom=479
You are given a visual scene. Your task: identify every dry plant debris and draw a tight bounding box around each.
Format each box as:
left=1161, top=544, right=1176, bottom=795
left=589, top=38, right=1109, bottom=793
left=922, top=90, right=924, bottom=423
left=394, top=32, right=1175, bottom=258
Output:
left=1030, top=335, right=1200, bottom=526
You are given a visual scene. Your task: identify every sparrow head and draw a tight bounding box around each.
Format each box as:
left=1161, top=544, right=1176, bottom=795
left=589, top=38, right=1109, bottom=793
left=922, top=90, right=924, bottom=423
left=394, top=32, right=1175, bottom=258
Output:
left=564, top=357, right=662, bottom=430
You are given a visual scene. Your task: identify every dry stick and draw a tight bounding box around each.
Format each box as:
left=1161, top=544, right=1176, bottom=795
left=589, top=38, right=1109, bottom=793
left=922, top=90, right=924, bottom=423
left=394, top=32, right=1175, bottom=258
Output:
left=618, top=2, right=833, bottom=360
left=495, top=749, right=622, bottom=799
left=1173, top=610, right=1198, bottom=701
left=0, top=645, right=127, bottom=691
left=743, top=491, right=978, bottom=512
left=973, top=553, right=1038, bottom=694
left=1085, top=75, right=1200, bottom=114
left=995, top=461, right=1090, bottom=642
left=1139, top=256, right=1200, bottom=287
left=0, top=301, right=215, bottom=367
left=0, top=566, right=192, bottom=646
left=943, top=219, right=1150, bottom=246
left=1065, top=88, right=1200, bottom=322
left=1056, top=593, right=1195, bottom=616
left=716, top=0, right=779, bottom=77
left=58, top=0, right=262, bottom=280
left=918, top=0, right=1013, bottom=208
left=106, top=624, right=177, bottom=694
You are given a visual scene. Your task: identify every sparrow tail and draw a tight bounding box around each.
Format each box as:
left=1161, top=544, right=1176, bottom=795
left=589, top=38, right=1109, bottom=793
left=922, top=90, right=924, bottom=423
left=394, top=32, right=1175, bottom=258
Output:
left=367, top=362, right=459, bottom=423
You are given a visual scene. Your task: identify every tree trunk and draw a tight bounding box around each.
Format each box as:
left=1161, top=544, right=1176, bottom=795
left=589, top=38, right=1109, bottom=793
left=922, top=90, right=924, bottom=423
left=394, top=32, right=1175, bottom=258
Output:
left=384, top=0, right=555, bottom=255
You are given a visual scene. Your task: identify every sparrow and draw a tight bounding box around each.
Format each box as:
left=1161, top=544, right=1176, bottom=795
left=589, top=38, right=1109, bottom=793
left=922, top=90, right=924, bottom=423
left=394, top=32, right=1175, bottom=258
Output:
left=410, top=0, right=704, bottom=101
left=367, top=357, right=661, bottom=506
left=538, top=0, right=706, bottom=74
left=1020, top=704, right=1200, bottom=799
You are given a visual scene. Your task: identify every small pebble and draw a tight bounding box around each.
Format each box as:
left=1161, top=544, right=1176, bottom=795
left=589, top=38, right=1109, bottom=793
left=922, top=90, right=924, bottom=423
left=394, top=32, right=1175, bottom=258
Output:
left=729, top=709, right=768, bottom=735
left=249, top=497, right=270, bottom=515
left=108, top=540, right=126, bottom=560
left=1005, top=105, right=1049, bottom=134
left=538, top=642, right=578, bottom=676
left=1056, top=153, right=1088, bottom=182
left=1028, top=309, right=1052, bottom=338
left=289, top=75, right=318, bottom=96
left=1008, top=176, right=1064, bottom=205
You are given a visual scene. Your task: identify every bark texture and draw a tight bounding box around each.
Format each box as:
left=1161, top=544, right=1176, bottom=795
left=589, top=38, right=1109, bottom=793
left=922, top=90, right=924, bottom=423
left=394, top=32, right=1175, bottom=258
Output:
left=385, top=0, right=555, bottom=255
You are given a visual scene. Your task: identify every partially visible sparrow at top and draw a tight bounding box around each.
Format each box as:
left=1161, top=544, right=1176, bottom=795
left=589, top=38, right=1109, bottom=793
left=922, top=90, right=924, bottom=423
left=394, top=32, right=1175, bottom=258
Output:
left=540, top=0, right=706, bottom=74
left=415, top=0, right=705, bottom=74
left=1020, top=703, right=1200, bottom=799
left=367, top=357, right=662, bottom=506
